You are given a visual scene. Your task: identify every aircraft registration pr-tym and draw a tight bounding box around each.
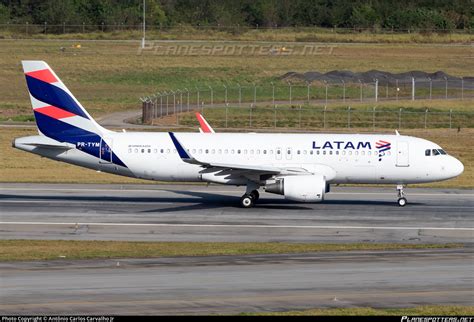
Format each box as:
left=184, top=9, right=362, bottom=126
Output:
left=13, top=61, right=464, bottom=208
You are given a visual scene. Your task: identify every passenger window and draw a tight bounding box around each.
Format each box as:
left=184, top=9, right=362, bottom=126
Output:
left=148, top=149, right=151, bottom=153
left=141, top=149, right=145, bottom=153
left=368, top=151, right=371, bottom=156
left=211, top=149, right=215, bottom=154
left=231, top=149, right=235, bottom=154
left=329, top=151, right=333, bottom=155
left=310, top=150, right=313, bottom=155
left=237, top=149, right=241, bottom=154
left=160, top=149, right=164, bottom=153
left=263, top=150, right=267, bottom=154
left=317, top=150, right=320, bottom=155
left=323, top=151, right=326, bottom=155
left=218, top=149, right=222, bottom=154
left=256, top=150, right=260, bottom=154
left=270, top=150, right=273, bottom=154
left=134, top=148, right=138, bottom=153
left=297, top=150, right=301, bottom=155
left=250, top=150, right=254, bottom=154
left=205, top=149, right=209, bottom=154
left=336, top=151, right=339, bottom=155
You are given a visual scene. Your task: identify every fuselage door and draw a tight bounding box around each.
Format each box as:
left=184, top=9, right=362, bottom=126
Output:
left=100, top=137, right=113, bottom=163
left=396, top=141, right=409, bottom=167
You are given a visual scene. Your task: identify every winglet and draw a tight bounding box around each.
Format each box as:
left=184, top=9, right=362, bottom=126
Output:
left=195, top=112, right=215, bottom=133
left=169, top=132, right=191, bottom=160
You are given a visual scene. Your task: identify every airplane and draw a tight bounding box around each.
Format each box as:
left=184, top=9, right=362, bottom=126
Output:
left=13, top=61, right=464, bottom=208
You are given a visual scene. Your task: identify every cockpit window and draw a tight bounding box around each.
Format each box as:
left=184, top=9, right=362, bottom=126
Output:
left=432, top=149, right=440, bottom=156
left=425, top=149, right=431, bottom=156
left=439, top=149, right=447, bottom=155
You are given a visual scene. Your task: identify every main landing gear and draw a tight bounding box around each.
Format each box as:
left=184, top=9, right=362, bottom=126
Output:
left=240, top=182, right=260, bottom=208
left=240, top=190, right=259, bottom=208
left=397, top=184, right=407, bottom=207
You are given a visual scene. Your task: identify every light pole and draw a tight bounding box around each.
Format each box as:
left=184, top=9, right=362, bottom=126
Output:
left=324, top=81, right=328, bottom=105
left=208, top=85, right=213, bottom=108
left=223, top=85, right=227, bottom=105
left=428, top=77, right=432, bottom=100
left=237, top=83, right=241, bottom=107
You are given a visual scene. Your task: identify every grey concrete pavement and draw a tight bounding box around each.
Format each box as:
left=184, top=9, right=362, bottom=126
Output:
left=0, top=248, right=472, bottom=314
left=0, top=183, right=473, bottom=243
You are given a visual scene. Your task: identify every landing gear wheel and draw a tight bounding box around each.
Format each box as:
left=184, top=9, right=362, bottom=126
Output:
left=240, top=195, right=254, bottom=208
left=398, top=197, right=407, bottom=207
left=396, top=185, right=407, bottom=207
left=249, top=190, right=260, bottom=202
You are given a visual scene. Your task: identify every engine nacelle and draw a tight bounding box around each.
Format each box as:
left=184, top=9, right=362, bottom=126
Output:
left=265, top=174, right=326, bottom=202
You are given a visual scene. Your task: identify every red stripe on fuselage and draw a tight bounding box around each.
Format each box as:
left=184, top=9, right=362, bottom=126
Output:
left=35, top=105, right=76, bottom=119
left=25, top=69, right=58, bottom=84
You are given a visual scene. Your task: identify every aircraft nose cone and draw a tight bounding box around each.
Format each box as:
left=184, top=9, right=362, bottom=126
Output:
left=451, top=157, right=464, bottom=177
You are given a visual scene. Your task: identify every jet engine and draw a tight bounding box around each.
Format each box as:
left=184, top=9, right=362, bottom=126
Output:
left=264, top=174, right=326, bottom=202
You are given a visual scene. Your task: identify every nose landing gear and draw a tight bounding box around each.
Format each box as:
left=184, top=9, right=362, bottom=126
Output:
left=397, top=185, right=407, bottom=207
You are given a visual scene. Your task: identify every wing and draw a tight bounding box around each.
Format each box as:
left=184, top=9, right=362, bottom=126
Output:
left=168, top=132, right=309, bottom=176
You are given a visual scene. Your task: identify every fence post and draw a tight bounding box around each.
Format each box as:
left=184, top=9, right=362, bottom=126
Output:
left=274, top=105, right=276, bottom=128
left=411, top=77, right=415, bottom=101
left=396, top=79, right=399, bottom=101
left=196, top=87, right=200, bottom=112
left=223, top=85, right=227, bottom=105
left=271, top=82, right=275, bottom=107
left=166, top=92, right=169, bottom=116
left=444, top=77, right=448, bottom=99
left=249, top=105, right=252, bottom=128
left=299, top=105, right=302, bottom=129
left=374, top=79, right=378, bottom=102
left=372, top=106, right=376, bottom=131
left=449, top=109, right=452, bottom=129
left=225, top=103, right=228, bottom=128
left=307, top=82, right=311, bottom=104
left=253, top=83, right=256, bottom=106
left=288, top=82, right=292, bottom=105
left=321, top=106, right=325, bottom=128
left=429, top=78, right=432, bottom=100
left=325, top=81, right=328, bottom=105
left=347, top=106, right=351, bottom=128
left=238, top=83, right=241, bottom=107
left=398, top=108, right=402, bottom=129
left=184, top=88, right=189, bottom=112
left=160, top=93, right=163, bottom=117
left=209, top=85, right=213, bottom=108
left=424, top=109, right=428, bottom=129
left=342, top=80, right=345, bottom=103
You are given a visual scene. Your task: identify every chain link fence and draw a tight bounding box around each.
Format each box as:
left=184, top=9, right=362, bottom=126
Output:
left=141, top=79, right=474, bottom=129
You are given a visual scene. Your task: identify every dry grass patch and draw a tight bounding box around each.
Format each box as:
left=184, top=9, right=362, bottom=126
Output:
left=241, top=305, right=474, bottom=316
left=0, top=239, right=461, bottom=262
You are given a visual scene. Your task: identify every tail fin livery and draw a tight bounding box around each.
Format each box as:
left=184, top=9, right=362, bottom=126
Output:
left=22, top=60, right=108, bottom=140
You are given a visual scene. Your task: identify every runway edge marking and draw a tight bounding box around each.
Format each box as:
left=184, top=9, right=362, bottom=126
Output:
left=1, top=222, right=473, bottom=231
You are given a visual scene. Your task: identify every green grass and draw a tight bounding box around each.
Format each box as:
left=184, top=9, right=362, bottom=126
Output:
left=240, top=305, right=474, bottom=316
left=0, top=240, right=462, bottom=262
left=0, top=39, right=471, bottom=120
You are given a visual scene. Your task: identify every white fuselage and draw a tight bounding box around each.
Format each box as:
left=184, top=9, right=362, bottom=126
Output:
left=15, top=132, right=464, bottom=186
